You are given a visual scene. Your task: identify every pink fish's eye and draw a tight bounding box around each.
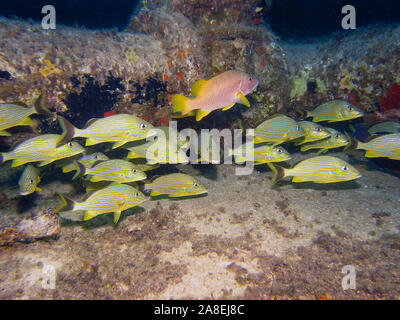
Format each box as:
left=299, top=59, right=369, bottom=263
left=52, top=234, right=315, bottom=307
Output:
left=249, top=77, right=252, bottom=81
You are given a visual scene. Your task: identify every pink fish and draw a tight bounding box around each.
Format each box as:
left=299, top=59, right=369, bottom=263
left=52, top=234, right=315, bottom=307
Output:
left=172, top=70, right=259, bottom=121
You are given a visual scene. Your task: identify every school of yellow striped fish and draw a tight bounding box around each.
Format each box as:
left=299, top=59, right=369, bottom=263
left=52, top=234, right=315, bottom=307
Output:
left=1, top=70, right=400, bottom=225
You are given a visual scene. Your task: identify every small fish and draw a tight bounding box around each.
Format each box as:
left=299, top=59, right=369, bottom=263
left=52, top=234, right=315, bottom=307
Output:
left=62, top=152, right=109, bottom=174
left=368, top=121, right=400, bottom=135
left=56, top=183, right=147, bottom=224
left=125, top=140, right=189, bottom=164
left=270, top=156, right=361, bottom=184
left=300, top=127, right=349, bottom=154
left=18, top=165, right=41, bottom=196
left=229, top=142, right=291, bottom=165
left=307, top=100, right=364, bottom=122
left=145, top=173, right=207, bottom=197
left=57, top=114, right=154, bottom=148
left=295, top=121, right=331, bottom=145
left=172, top=70, right=259, bottom=121
left=353, top=133, right=400, bottom=160
left=0, top=134, right=84, bottom=167
left=253, top=115, right=306, bottom=145
left=0, top=94, right=51, bottom=135
left=72, top=159, right=147, bottom=183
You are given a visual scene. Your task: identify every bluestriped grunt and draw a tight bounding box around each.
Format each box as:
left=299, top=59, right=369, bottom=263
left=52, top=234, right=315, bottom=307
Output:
left=56, top=183, right=147, bottom=224
left=144, top=173, right=207, bottom=197
left=307, top=100, right=363, bottom=122
left=270, top=156, right=361, bottom=184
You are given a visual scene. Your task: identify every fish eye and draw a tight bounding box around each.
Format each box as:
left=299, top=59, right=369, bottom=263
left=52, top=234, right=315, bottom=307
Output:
left=67, top=142, right=73, bottom=147
left=132, top=169, right=137, bottom=173
left=316, top=128, right=321, bottom=132
left=348, top=106, right=353, bottom=111
left=135, top=192, right=139, bottom=197
left=194, top=183, right=199, bottom=187
left=277, top=148, right=282, bottom=153
left=342, top=166, right=348, bottom=171
left=335, top=134, right=339, bottom=139
left=94, top=155, right=98, bottom=159
left=249, top=77, right=252, bottom=81
left=296, top=125, right=300, bottom=131
left=29, top=179, right=34, bottom=184
left=140, top=124, right=146, bottom=129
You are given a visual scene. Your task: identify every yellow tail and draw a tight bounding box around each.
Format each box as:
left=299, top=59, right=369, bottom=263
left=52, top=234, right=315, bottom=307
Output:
left=172, top=94, right=192, bottom=115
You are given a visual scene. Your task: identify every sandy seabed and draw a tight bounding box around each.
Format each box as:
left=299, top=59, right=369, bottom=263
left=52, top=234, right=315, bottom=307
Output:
left=0, top=151, right=399, bottom=300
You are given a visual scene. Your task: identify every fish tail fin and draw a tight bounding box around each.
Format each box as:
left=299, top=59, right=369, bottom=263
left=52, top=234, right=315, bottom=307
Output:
left=296, top=106, right=305, bottom=119
left=33, top=93, right=51, bottom=116
left=0, top=152, right=10, bottom=164
left=172, top=94, right=192, bottom=115
left=346, top=135, right=359, bottom=151
left=57, top=116, right=77, bottom=147
left=268, top=163, right=286, bottom=185
left=56, top=193, right=75, bottom=213
left=70, top=161, right=86, bottom=180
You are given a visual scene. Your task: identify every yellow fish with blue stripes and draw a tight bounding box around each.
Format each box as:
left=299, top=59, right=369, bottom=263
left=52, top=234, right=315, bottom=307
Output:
left=62, top=152, right=109, bottom=174
left=270, top=156, right=361, bottom=184
left=56, top=183, right=147, bottom=224
left=300, top=127, right=349, bottom=154
left=57, top=114, right=154, bottom=148
left=353, top=133, right=400, bottom=160
left=145, top=173, right=207, bottom=197
left=253, top=115, right=306, bottom=145
left=368, top=121, right=400, bottom=135
left=307, top=100, right=364, bottom=122
left=229, top=142, right=291, bottom=165
left=0, top=94, right=51, bottom=136
left=0, top=134, right=84, bottom=167
left=18, top=164, right=41, bottom=196
left=125, top=140, right=189, bottom=164
left=72, top=159, right=147, bottom=182
left=295, top=121, right=331, bottom=145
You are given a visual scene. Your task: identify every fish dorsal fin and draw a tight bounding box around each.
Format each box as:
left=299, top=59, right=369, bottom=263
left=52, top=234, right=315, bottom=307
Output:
left=191, top=80, right=207, bottom=96
left=149, top=174, right=161, bottom=183
left=84, top=118, right=100, bottom=129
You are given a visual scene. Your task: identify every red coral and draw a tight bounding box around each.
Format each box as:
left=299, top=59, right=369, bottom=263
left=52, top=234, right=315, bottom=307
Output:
left=380, top=83, right=400, bottom=112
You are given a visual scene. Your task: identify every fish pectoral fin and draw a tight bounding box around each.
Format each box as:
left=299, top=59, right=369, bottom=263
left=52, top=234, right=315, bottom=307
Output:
left=113, top=211, right=122, bottom=224
left=86, top=138, right=102, bottom=146
left=292, top=176, right=308, bottom=183
left=222, top=104, right=235, bottom=111
left=83, top=211, right=98, bottom=221
left=237, top=92, right=250, bottom=107
left=89, top=175, right=103, bottom=182
left=39, top=159, right=54, bottom=167
left=18, top=117, right=33, bottom=126
left=317, top=148, right=328, bottom=155
left=191, top=80, right=208, bottom=96
left=12, top=159, right=28, bottom=167
left=36, top=187, right=42, bottom=192
left=196, top=109, right=211, bottom=121
left=150, top=190, right=162, bottom=196
left=0, top=130, right=11, bottom=136
left=112, top=141, right=127, bottom=149
left=365, top=151, right=380, bottom=158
